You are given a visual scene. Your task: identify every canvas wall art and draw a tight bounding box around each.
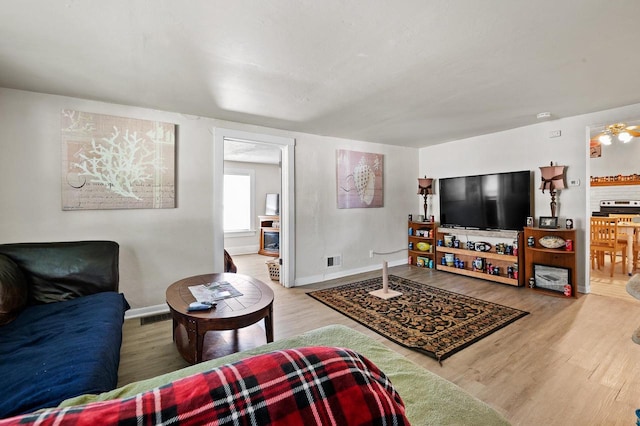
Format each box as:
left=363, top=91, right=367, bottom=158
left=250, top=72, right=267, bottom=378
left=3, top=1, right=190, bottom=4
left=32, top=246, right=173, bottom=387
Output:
left=336, top=149, right=383, bottom=209
left=61, top=110, right=176, bottom=210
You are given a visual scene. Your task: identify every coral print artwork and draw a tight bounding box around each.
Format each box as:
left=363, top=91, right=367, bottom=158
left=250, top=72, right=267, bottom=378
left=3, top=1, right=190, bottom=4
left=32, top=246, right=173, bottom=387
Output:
left=61, top=110, right=175, bottom=210
left=336, top=149, right=383, bottom=209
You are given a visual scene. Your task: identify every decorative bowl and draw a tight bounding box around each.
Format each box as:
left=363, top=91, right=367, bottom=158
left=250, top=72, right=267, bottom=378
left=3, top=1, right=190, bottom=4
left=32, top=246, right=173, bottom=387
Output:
left=539, top=235, right=566, bottom=249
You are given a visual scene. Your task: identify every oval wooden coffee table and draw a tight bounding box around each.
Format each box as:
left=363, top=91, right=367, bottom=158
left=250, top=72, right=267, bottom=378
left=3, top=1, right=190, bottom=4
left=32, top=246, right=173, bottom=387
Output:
left=166, top=273, right=274, bottom=364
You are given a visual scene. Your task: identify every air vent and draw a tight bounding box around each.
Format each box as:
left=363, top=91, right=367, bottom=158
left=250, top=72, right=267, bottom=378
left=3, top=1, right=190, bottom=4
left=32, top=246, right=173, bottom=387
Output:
left=326, top=254, right=342, bottom=268
left=140, top=312, right=172, bottom=325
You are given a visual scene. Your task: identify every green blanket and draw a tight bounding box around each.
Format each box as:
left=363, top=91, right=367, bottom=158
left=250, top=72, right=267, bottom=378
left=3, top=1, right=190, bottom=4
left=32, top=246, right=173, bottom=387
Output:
left=61, top=324, right=509, bottom=425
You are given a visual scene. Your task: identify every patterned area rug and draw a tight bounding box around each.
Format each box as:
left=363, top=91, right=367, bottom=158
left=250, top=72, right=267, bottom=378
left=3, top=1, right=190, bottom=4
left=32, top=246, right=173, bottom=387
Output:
left=308, top=275, right=528, bottom=362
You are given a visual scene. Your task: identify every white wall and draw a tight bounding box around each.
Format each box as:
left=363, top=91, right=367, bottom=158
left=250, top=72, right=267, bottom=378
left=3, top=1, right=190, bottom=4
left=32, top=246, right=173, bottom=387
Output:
left=420, top=103, right=640, bottom=293
left=0, top=87, right=417, bottom=308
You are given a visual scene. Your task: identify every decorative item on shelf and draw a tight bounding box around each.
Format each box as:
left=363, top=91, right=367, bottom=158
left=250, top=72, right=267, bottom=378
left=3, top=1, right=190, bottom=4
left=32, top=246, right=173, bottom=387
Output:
left=565, top=218, right=574, bottom=229
left=529, top=277, right=536, bottom=288
left=474, top=242, right=491, bottom=252
left=444, top=253, right=454, bottom=266
left=527, top=236, right=535, bottom=247
left=444, top=235, right=455, bottom=247
left=416, top=242, right=430, bottom=252
left=526, top=216, right=534, bottom=227
left=417, top=176, right=434, bottom=220
left=408, top=214, right=413, bottom=221
left=539, top=216, right=559, bottom=229
left=539, top=162, right=567, bottom=218
left=565, top=239, right=573, bottom=251
left=538, top=235, right=566, bottom=249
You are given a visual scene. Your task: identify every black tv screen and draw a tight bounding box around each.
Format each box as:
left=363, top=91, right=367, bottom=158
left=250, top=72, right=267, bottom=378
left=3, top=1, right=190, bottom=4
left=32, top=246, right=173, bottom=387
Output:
left=439, top=171, right=532, bottom=231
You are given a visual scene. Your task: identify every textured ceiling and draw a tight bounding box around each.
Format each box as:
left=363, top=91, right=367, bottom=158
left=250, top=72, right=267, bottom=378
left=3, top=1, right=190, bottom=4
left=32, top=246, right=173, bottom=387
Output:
left=2, top=1, right=640, bottom=148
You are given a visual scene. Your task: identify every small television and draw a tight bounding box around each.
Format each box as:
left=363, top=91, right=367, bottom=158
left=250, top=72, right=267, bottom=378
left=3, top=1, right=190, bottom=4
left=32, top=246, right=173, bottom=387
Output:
left=265, top=193, right=279, bottom=216
left=439, top=170, right=532, bottom=231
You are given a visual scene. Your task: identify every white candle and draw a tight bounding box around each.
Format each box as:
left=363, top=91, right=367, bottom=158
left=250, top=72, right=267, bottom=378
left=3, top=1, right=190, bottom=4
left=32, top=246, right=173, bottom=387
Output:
left=382, top=261, right=389, bottom=293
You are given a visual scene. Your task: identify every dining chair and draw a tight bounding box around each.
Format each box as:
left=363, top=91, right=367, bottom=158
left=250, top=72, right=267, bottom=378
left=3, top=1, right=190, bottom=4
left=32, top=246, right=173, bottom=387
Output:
left=590, top=217, right=627, bottom=277
left=610, top=214, right=640, bottom=272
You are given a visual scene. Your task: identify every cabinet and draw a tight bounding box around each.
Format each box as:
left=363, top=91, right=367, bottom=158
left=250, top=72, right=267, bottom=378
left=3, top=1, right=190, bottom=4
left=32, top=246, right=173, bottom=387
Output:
left=258, top=215, right=280, bottom=257
left=523, top=227, right=577, bottom=298
left=407, top=220, right=436, bottom=268
left=435, top=228, right=522, bottom=287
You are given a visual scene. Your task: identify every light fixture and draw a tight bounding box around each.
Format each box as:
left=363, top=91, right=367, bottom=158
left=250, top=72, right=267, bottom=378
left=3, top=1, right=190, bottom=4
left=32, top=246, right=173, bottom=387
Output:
left=417, top=176, right=434, bottom=220
left=539, top=162, right=567, bottom=218
left=593, top=122, right=640, bottom=146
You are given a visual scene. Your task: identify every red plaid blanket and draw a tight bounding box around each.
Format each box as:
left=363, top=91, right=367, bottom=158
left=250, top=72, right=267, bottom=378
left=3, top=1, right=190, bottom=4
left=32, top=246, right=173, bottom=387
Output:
left=1, top=346, right=408, bottom=425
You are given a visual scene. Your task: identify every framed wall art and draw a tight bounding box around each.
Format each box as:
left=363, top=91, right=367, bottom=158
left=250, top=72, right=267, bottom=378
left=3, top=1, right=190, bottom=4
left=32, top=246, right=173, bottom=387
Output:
left=538, top=216, right=558, bottom=229
left=336, top=149, right=383, bottom=209
left=61, top=110, right=176, bottom=210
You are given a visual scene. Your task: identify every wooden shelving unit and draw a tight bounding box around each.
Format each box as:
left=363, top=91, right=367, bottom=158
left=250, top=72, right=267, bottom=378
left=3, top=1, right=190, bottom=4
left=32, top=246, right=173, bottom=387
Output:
left=523, top=227, right=577, bottom=298
left=408, top=220, right=436, bottom=268
left=258, top=215, right=279, bottom=257
left=435, top=228, right=522, bottom=287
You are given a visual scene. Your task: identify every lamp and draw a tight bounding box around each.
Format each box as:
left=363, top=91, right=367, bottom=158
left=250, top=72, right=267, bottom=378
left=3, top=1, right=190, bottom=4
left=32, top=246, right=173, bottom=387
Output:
left=417, top=176, right=434, bottom=220
left=539, top=162, right=566, bottom=218
left=594, top=122, right=640, bottom=145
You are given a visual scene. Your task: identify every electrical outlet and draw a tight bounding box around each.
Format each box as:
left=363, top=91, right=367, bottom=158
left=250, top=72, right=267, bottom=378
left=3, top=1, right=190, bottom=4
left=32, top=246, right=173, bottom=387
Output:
left=549, top=130, right=561, bottom=138
left=369, top=250, right=374, bottom=258
left=569, top=178, right=580, bottom=186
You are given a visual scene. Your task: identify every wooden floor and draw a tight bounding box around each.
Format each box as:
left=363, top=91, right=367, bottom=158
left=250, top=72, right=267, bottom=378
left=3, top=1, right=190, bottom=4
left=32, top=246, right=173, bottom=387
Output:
left=589, top=254, right=637, bottom=302
left=119, top=254, right=640, bottom=425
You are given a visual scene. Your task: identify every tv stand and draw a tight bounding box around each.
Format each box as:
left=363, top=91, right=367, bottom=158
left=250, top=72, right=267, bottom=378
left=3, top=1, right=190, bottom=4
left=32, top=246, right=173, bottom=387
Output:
left=435, top=228, right=523, bottom=287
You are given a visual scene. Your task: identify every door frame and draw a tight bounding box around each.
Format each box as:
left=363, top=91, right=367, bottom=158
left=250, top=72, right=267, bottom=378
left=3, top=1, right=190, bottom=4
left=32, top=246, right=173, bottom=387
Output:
left=213, top=128, right=296, bottom=287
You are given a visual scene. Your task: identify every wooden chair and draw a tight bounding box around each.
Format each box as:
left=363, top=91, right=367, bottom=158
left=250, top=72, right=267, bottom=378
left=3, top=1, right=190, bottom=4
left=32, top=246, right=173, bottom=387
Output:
left=590, top=217, right=627, bottom=276
left=610, top=214, right=640, bottom=271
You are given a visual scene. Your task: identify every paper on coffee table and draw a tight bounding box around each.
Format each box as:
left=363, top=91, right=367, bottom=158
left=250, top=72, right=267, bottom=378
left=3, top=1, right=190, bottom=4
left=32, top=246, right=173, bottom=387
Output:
left=188, top=281, right=243, bottom=303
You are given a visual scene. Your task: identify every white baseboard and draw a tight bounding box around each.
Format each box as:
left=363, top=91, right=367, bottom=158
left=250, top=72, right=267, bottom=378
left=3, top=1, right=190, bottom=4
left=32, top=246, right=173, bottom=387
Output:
left=125, top=303, right=169, bottom=320
left=225, top=245, right=260, bottom=255
left=294, top=259, right=407, bottom=287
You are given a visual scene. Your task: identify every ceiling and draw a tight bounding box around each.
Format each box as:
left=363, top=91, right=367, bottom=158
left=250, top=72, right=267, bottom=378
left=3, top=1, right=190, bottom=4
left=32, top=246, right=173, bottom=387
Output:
left=3, top=1, right=640, bottom=148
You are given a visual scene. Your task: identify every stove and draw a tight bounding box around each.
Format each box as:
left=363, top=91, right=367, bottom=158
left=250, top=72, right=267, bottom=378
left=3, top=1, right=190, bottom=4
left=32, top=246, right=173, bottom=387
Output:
left=593, top=200, right=640, bottom=216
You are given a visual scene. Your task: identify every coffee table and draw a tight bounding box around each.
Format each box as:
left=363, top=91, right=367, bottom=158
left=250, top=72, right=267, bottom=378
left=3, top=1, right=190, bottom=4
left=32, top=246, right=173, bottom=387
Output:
left=166, top=273, right=274, bottom=364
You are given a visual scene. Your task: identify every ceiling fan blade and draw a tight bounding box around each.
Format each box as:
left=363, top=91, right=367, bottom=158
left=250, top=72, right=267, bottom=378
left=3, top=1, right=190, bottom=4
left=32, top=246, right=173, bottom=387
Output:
left=627, top=130, right=640, bottom=137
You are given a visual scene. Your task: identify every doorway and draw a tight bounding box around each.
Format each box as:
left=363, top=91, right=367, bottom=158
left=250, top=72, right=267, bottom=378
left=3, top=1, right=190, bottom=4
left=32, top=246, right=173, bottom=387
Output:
left=587, top=120, right=640, bottom=302
left=213, top=128, right=295, bottom=287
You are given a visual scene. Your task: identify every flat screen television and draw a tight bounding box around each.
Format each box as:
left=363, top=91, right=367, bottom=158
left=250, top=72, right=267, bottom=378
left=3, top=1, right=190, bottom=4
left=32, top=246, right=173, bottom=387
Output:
left=439, top=170, right=532, bottom=231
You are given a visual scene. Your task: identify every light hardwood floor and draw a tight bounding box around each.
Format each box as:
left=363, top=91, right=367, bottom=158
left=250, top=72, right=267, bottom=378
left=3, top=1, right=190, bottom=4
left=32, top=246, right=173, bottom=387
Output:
left=119, top=255, right=640, bottom=425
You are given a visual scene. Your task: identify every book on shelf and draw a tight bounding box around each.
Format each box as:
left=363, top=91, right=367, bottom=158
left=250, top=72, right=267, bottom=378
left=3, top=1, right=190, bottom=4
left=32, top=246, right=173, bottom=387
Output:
left=188, top=281, right=243, bottom=303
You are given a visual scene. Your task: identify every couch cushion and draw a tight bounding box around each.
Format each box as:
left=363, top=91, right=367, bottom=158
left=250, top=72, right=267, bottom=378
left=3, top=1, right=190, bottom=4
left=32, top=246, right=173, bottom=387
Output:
left=0, top=346, right=409, bottom=425
left=0, top=254, right=28, bottom=325
left=0, top=292, right=128, bottom=418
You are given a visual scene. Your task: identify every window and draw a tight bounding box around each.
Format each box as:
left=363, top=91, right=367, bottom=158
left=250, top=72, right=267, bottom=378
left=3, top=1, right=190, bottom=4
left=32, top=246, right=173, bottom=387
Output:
left=224, top=169, right=255, bottom=233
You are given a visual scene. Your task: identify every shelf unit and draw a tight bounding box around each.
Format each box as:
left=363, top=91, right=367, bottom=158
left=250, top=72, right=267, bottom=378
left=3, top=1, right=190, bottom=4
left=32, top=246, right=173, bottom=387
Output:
left=408, top=220, right=436, bottom=268
left=435, top=228, right=523, bottom=287
left=523, top=227, right=577, bottom=298
left=258, top=215, right=280, bottom=257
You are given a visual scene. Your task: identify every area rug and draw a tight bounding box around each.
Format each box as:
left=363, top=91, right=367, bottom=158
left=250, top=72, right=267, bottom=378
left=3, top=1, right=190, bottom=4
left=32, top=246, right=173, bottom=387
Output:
left=307, top=275, right=528, bottom=362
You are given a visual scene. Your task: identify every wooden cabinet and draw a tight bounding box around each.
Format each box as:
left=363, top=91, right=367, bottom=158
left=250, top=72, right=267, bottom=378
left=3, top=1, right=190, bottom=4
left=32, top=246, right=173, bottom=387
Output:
left=523, top=227, right=577, bottom=298
left=435, top=228, right=522, bottom=287
left=408, top=220, right=436, bottom=268
left=258, top=215, right=279, bottom=257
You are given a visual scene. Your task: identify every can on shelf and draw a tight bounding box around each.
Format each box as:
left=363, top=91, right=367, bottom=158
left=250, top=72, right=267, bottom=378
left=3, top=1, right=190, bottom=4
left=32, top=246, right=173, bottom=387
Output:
left=565, top=239, right=573, bottom=251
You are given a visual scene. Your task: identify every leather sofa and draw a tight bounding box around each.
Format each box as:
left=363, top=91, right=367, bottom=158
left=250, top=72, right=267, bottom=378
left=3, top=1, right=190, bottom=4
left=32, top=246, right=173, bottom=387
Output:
left=0, top=241, right=129, bottom=418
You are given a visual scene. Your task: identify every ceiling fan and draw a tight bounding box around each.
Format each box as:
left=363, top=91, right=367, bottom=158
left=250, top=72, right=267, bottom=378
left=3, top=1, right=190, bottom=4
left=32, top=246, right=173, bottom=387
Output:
left=590, top=122, right=640, bottom=146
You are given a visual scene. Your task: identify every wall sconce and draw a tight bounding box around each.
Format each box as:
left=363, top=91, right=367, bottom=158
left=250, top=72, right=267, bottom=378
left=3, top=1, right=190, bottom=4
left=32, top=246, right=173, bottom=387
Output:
left=417, top=176, right=434, bottom=220
left=539, top=162, right=567, bottom=218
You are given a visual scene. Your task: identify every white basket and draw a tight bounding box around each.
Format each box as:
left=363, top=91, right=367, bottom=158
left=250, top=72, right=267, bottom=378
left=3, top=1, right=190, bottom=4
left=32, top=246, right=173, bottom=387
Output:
left=266, top=260, right=280, bottom=281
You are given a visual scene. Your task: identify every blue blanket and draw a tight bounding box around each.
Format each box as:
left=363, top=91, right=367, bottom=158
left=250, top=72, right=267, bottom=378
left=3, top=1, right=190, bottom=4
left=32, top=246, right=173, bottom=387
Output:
left=0, top=292, right=128, bottom=418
